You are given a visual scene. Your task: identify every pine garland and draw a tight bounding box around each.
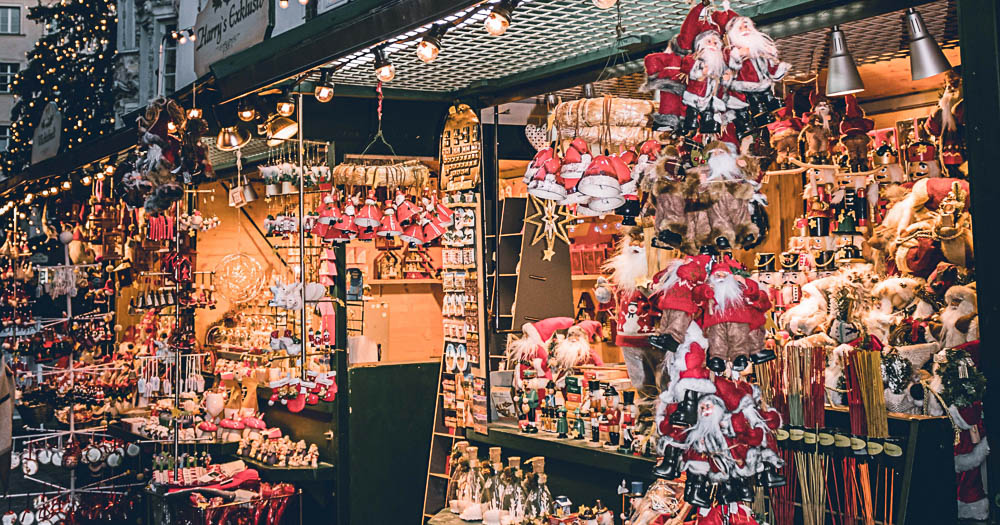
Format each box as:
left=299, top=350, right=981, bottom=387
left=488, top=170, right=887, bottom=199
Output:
left=938, top=349, right=986, bottom=408
left=1, top=0, right=118, bottom=174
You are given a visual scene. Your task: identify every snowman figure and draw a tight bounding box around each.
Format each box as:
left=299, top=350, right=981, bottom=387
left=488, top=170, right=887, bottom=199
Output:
left=622, top=303, right=641, bottom=334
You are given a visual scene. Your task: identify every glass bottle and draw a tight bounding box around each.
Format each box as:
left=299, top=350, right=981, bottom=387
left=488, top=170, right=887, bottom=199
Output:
left=462, top=446, right=486, bottom=505
left=502, top=456, right=528, bottom=519
left=446, top=441, right=470, bottom=506
left=525, top=456, right=554, bottom=518
left=481, top=447, right=505, bottom=510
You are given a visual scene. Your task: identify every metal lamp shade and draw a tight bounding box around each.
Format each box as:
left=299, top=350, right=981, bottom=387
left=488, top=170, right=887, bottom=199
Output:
left=825, top=26, right=864, bottom=96
left=906, top=8, right=951, bottom=80
left=216, top=126, right=251, bottom=151
left=265, top=116, right=298, bottom=147
left=242, top=183, right=259, bottom=203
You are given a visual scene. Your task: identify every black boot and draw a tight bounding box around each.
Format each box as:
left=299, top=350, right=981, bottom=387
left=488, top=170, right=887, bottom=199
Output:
left=649, top=334, right=678, bottom=352
left=699, top=111, right=720, bottom=134
left=726, top=477, right=754, bottom=502
left=652, top=446, right=682, bottom=479
left=750, top=348, right=777, bottom=364
left=762, top=90, right=783, bottom=113
left=684, top=474, right=715, bottom=508
left=715, top=236, right=731, bottom=250
left=732, top=109, right=755, bottom=138
left=682, top=106, right=699, bottom=133
left=670, top=390, right=700, bottom=427
left=657, top=228, right=683, bottom=249
left=706, top=356, right=727, bottom=374
left=760, top=465, right=786, bottom=488
left=732, top=355, right=750, bottom=372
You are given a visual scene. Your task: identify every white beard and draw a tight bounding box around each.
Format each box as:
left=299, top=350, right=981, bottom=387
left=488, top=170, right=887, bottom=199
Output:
left=553, top=334, right=591, bottom=369
left=940, top=301, right=976, bottom=347
left=816, top=105, right=831, bottom=132
left=684, top=398, right=733, bottom=470
left=695, top=47, right=726, bottom=79
left=706, top=149, right=743, bottom=181
left=728, top=22, right=778, bottom=61
left=604, top=241, right=648, bottom=293
left=709, top=273, right=745, bottom=312
left=506, top=336, right=539, bottom=365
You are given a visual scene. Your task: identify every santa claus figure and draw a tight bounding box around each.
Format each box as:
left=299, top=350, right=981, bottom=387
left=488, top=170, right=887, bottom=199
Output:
left=723, top=11, right=790, bottom=128
left=679, top=394, right=735, bottom=508
left=674, top=3, right=729, bottom=134
left=766, top=92, right=803, bottom=168
left=694, top=259, right=772, bottom=371
left=651, top=255, right=709, bottom=346
left=929, top=284, right=978, bottom=349
left=643, top=45, right=687, bottom=132
left=924, top=69, right=965, bottom=178
left=551, top=320, right=605, bottom=384
left=507, top=317, right=575, bottom=432
left=596, top=232, right=666, bottom=405
left=799, top=91, right=836, bottom=163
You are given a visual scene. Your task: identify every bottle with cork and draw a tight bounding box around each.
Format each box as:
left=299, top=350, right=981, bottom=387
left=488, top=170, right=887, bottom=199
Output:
left=502, top=456, right=528, bottom=519
left=446, top=441, right=470, bottom=505
left=525, top=456, right=555, bottom=518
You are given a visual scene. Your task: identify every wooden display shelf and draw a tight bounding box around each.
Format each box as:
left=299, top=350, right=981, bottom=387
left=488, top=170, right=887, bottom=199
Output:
left=106, top=422, right=240, bottom=456
left=428, top=508, right=479, bottom=524
left=468, top=423, right=654, bottom=478
left=571, top=274, right=603, bottom=281
left=240, top=455, right=335, bottom=482
left=368, top=278, right=443, bottom=285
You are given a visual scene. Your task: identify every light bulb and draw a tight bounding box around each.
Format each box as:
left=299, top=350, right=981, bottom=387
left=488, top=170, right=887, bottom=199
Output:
left=375, top=63, right=395, bottom=82
left=238, top=108, right=256, bottom=122
left=23, top=193, right=33, bottom=204
left=276, top=97, right=295, bottom=117
left=104, top=165, right=114, bottom=176
left=593, top=0, right=617, bottom=8
left=81, top=176, right=91, bottom=185
left=166, top=121, right=177, bottom=133
left=187, top=108, right=203, bottom=119
left=279, top=0, right=288, bottom=7
left=50, top=186, right=58, bottom=194
left=314, top=71, right=334, bottom=102
left=485, top=11, right=510, bottom=36
left=417, top=38, right=441, bottom=63
left=62, top=181, right=71, bottom=190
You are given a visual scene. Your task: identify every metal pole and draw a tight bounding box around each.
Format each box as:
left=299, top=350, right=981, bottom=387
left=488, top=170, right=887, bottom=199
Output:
left=297, top=93, right=307, bottom=381
left=173, top=199, right=181, bottom=481
left=492, top=105, right=500, bottom=334
left=157, top=34, right=167, bottom=98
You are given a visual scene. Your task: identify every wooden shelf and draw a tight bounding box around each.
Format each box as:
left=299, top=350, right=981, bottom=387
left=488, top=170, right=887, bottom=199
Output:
left=571, top=274, right=603, bottom=281
left=368, top=278, right=442, bottom=285
left=257, top=387, right=337, bottom=416
left=468, top=423, right=654, bottom=478
left=240, top=455, right=335, bottom=482
left=428, top=508, right=481, bottom=524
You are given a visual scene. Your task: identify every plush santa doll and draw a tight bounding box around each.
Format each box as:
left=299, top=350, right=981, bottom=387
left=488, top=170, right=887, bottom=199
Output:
left=694, top=259, right=772, bottom=371
left=678, top=394, right=735, bottom=508
left=838, top=94, right=875, bottom=172
left=651, top=255, right=709, bottom=346
left=674, top=3, right=728, bottom=134
left=723, top=11, right=790, bottom=127
left=643, top=46, right=687, bottom=132
left=923, top=70, right=966, bottom=178
left=929, top=284, right=978, bottom=349
left=551, top=320, right=605, bottom=384
left=508, top=317, right=574, bottom=432
left=798, top=91, right=836, bottom=163
left=596, top=233, right=666, bottom=403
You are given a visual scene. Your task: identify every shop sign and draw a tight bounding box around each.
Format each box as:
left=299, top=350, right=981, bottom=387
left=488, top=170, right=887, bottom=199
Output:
left=194, top=0, right=274, bottom=76
left=31, top=102, right=61, bottom=165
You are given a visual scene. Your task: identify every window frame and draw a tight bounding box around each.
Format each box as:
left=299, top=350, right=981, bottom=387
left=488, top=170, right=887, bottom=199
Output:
left=0, top=6, right=21, bottom=35
left=0, top=62, right=18, bottom=94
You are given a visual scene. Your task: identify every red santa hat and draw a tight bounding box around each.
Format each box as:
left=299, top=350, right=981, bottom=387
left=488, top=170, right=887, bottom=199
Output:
left=574, top=320, right=603, bottom=342
left=675, top=3, right=723, bottom=53
left=839, top=94, right=874, bottom=136
left=714, top=376, right=755, bottom=413
left=522, top=317, right=575, bottom=346
left=672, top=323, right=716, bottom=395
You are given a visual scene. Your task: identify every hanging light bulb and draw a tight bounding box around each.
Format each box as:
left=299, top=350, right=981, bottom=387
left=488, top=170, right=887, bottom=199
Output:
left=237, top=98, right=257, bottom=122
left=279, top=0, right=288, bottom=7
left=276, top=95, right=295, bottom=117
left=81, top=176, right=92, bottom=186
left=373, top=47, right=395, bottom=82
left=314, top=71, right=334, bottom=103
left=187, top=107, right=203, bottom=119
left=299, top=0, right=308, bottom=4
left=593, top=0, right=617, bottom=8
left=485, top=0, right=517, bottom=36
left=905, top=7, right=951, bottom=80
left=104, top=164, right=114, bottom=176
left=41, top=189, right=50, bottom=197
left=186, top=29, right=196, bottom=42
left=216, top=126, right=251, bottom=151
left=23, top=193, right=33, bottom=204
left=61, top=181, right=71, bottom=190
left=265, top=115, right=299, bottom=147
left=417, top=26, right=445, bottom=63
left=166, top=121, right=178, bottom=133
left=825, top=25, right=864, bottom=96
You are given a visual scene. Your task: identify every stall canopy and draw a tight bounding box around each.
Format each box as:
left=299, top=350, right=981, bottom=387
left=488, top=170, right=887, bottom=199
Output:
left=210, top=0, right=956, bottom=107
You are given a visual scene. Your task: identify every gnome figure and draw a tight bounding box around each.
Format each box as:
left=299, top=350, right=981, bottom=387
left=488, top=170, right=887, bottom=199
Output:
left=596, top=232, right=666, bottom=406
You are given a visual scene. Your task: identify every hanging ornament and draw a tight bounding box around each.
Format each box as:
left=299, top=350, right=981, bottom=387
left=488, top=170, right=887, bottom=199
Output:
left=523, top=195, right=573, bottom=261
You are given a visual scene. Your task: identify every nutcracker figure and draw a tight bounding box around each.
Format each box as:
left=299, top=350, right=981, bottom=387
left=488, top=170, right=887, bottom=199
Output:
left=603, top=386, right=623, bottom=450
left=556, top=406, right=569, bottom=438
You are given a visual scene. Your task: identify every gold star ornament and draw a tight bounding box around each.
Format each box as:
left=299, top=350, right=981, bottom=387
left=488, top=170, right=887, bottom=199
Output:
left=524, top=196, right=573, bottom=262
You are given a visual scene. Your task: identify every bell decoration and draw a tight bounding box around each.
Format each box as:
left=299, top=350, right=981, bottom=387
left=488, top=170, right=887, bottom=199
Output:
left=395, top=191, right=419, bottom=226
left=354, top=190, right=383, bottom=230
left=423, top=216, right=446, bottom=243
left=335, top=195, right=358, bottom=231
left=399, top=218, right=427, bottom=245
left=377, top=201, right=402, bottom=237
left=324, top=224, right=350, bottom=243
left=431, top=194, right=454, bottom=227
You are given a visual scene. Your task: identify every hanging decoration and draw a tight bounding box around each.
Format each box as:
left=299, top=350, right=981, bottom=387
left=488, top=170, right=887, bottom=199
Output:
left=439, top=103, right=483, bottom=192
left=523, top=196, right=573, bottom=262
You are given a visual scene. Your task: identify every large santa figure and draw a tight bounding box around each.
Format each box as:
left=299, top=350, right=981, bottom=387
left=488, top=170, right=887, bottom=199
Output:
left=694, top=258, right=773, bottom=371
left=507, top=317, right=575, bottom=395
left=674, top=3, right=731, bottom=134
left=723, top=11, right=790, bottom=128
left=551, top=320, right=605, bottom=385
left=596, top=232, right=666, bottom=407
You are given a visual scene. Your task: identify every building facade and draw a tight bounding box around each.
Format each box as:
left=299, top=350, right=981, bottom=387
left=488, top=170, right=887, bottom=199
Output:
left=0, top=0, right=44, bottom=159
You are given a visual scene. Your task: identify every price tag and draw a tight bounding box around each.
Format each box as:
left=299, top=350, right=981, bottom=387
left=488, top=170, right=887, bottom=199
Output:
left=959, top=364, right=969, bottom=379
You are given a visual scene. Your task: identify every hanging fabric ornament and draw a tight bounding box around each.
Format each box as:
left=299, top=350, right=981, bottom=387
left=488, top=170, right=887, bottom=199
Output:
left=354, top=190, right=383, bottom=230
left=395, top=192, right=419, bottom=226
left=378, top=202, right=402, bottom=237
left=423, top=216, right=445, bottom=243
left=400, top=218, right=427, bottom=245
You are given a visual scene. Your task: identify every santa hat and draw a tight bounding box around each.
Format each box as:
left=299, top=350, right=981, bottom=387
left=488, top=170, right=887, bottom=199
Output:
left=672, top=323, right=716, bottom=395
left=522, top=317, right=575, bottom=346
left=839, top=94, right=874, bottom=136
left=714, top=377, right=754, bottom=413
left=574, top=320, right=602, bottom=342
left=559, top=138, right=592, bottom=192
left=675, top=3, right=723, bottom=53
left=576, top=155, right=629, bottom=200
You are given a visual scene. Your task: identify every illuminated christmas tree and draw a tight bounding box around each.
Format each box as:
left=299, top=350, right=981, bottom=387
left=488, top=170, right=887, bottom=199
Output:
left=2, top=0, right=118, bottom=175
